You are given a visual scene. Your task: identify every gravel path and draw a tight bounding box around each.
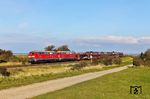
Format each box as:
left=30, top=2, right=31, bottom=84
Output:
left=0, top=65, right=132, bottom=99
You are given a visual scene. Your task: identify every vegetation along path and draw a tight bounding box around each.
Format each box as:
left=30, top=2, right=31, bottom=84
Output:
left=0, top=65, right=132, bottom=99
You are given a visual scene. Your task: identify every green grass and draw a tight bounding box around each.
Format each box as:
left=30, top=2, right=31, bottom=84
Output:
left=33, top=67, right=150, bottom=99
left=0, top=56, right=132, bottom=90
left=121, top=56, right=133, bottom=65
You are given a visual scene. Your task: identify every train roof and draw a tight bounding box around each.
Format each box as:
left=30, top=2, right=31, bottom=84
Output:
left=29, top=50, right=76, bottom=54
left=31, top=50, right=75, bottom=52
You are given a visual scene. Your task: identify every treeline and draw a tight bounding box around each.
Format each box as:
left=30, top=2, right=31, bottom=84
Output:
left=133, top=49, right=150, bottom=67
left=44, top=45, right=70, bottom=51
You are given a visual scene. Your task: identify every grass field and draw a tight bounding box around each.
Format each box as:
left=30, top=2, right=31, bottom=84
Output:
left=0, top=57, right=132, bottom=90
left=33, top=67, right=150, bottom=99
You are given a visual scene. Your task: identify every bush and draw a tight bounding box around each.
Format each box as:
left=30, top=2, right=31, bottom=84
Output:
left=91, top=59, right=100, bottom=65
left=101, top=56, right=113, bottom=66
left=0, top=49, right=13, bottom=62
left=0, top=67, right=10, bottom=76
left=113, top=57, right=122, bottom=65
left=144, top=61, right=150, bottom=67
left=70, top=61, right=88, bottom=70
left=9, top=56, right=20, bottom=62
left=133, top=57, right=144, bottom=66
left=79, top=61, right=88, bottom=67
left=133, top=49, right=150, bottom=67
left=103, top=58, right=113, bottom=66
left=18, top=56, right=28, bottom=65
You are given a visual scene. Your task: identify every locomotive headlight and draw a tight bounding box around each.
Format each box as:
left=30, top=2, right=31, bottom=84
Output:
left=28, top=56, right=35, bottom=58
left=32, top=56, right=35, bottom=58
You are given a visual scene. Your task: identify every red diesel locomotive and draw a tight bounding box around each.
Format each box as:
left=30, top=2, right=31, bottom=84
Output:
left=28, top=51, right=80, bottom=63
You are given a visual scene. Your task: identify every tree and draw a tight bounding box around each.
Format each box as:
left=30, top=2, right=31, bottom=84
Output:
left=144, top=49, right=150, bottom=61
left=140, top=52, right=145, bottom=60
left=44, top=45, right=55, bottom=51
left=57, top=45, right=70, bottom=51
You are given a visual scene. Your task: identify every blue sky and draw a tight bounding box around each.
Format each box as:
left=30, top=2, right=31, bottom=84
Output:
left=0, top=0, right=150, bottom=54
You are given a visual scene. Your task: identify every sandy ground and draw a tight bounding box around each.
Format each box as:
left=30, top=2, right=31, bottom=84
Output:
left=0, top=65, right=132, bottom=99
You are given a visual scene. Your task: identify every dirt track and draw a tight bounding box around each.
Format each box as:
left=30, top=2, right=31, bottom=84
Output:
left=0, top=65, right=132, bottom=99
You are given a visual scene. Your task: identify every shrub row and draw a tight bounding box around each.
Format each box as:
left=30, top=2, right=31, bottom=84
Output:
left=92, top=56, right=122, bottom=66
left=70, top=61, right=88, bottom=70
left=70, top=56, right=122, bottom=70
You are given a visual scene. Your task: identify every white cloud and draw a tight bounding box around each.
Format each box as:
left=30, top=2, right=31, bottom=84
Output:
left=77, top=35, right=150, bottom=45
left=139, top=37, right=150, bottom=44
left=98, top=36, right=138, bottom=44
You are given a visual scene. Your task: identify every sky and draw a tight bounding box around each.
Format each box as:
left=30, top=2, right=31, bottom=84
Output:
left=0, top=0, right=150, bottom=54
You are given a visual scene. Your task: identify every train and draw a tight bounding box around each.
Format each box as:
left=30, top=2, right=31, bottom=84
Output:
left=28, top=51, right=123, bottom=64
